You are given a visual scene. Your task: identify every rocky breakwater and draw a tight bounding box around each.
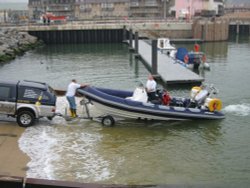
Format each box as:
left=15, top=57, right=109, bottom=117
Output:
left=0, top=29, right=41, bottom=63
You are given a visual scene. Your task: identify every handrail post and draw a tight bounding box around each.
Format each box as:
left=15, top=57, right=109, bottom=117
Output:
left=129, top=28, right=133, bottom=48
left=123, top=25, right=127, bottom=41
left=151, top=39, right=158, bottom=75
left=135, top=31, right=139, bottom=54
left=236, top=21, right=240, bottom=35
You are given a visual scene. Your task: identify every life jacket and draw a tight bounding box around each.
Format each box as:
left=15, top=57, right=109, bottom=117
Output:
left=162, top=91, right=171, bottom=105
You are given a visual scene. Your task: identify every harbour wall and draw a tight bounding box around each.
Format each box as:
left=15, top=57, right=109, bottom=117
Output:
left=1, top=18, right=249, bottom=45
left=193, top=19, right=229, bottom=42
left=26, top=20, right=249, bottom=44
left=29, top=29, right=125, bottom=44
left=24, top=21, right=193, bottom=44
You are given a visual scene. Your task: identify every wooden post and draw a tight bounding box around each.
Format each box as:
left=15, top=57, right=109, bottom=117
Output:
left=123, top=25, right=127, bottom=41
left=134, top=57, right=139, bottom=76
left=129, top=28, right=133, bottom=48
left=202, top=22, right=207, bottom=41
left=134, top=31, right=139, bottom=54
left=151, top=39, right=158, bottom=75
left=236, top=22, right=240, bottom=35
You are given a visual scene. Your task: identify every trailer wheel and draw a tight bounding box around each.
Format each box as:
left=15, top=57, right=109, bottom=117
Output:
left=17, top=111, right=35, bottom=127
left=47, top=116, right=53, bottom=121
left=101, top=115, right=115, bottom=127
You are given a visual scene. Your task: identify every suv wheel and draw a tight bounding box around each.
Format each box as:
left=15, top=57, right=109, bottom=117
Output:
left=17, top=111, right=35, bottom=127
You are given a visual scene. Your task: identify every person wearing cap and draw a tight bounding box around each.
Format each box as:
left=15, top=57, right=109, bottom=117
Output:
left=66, top=79, right=88, bottom=118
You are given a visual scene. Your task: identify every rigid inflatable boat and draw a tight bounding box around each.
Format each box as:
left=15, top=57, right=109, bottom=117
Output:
left=77, top=84, right=225, bottom=126
left=157, top=38, right=177, bottom=57
left=175, top=47, right=210, bottom=70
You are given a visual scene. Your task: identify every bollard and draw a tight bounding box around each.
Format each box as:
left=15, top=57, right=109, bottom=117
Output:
left=151, top=39, right=158, bottom=75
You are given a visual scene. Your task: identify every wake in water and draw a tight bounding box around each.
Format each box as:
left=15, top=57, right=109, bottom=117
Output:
left=18, top=125, right=118, bottom=182
left=18, top=97, right=119, bottom=182
left=223, top=103, right=250, bottom=116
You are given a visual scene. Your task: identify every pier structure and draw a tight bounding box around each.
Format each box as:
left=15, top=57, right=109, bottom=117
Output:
left=136, top=40, right=204, bottom=85
left=227, top=16, right=250, bottom=35
left=127, top=29, right=204, bottom=85
left=6, top=20, right=193, bottom=44
left=222, top=11, right=250, bottom=36
left=2, top=16, right=250, bottom=44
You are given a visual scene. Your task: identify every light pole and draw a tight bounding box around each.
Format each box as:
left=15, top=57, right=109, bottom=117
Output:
left=188, top=0, right=193, bottom=20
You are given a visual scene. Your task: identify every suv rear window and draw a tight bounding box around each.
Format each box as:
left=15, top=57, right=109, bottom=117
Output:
left=18, top=87, right=49, bottom=101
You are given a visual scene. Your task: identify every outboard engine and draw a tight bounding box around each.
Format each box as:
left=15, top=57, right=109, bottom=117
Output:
left=190, top=86, right=201, bottom=101
left=194, top=89, right=209, bottom=106
left=190, top=84, right=223, bottom=111
left=190, top=86, right=208, bottom=106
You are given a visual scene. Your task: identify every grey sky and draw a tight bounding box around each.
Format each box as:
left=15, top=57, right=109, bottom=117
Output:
left=0, top=0, right=246, bottom=5
left=0, top=0, right=28, bottom=3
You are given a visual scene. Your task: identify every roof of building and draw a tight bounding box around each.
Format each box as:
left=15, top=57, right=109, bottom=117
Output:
left=226, top=0, right=250, bottom=6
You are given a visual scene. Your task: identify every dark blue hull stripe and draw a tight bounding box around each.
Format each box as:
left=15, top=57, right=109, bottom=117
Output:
left=78, top=87, right=225, bottom=120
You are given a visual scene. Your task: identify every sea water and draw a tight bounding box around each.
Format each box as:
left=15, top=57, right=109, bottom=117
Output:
left=1, top=36, right=250, bottom=185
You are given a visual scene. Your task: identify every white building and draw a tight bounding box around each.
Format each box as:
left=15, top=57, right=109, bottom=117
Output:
left=202, top=0, right=224, bottom=16
left=0, top=10, right=8, bottom=23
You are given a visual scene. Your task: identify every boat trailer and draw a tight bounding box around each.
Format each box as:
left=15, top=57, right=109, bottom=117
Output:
left=57, top=98, right=116, bottom=126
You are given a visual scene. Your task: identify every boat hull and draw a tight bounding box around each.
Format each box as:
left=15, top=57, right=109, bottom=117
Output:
left=91, top=100, right=185, bottom=121
left=77, top=87, right=225, bottom=121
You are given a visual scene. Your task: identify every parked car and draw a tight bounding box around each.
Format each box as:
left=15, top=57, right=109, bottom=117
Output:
left=0, top=80, right=57, bottom=127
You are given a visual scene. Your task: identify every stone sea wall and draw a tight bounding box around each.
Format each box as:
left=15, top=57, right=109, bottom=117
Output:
left=0, top=29, right=42, bottom=63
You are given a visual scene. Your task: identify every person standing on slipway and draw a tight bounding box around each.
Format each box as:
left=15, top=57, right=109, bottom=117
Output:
left=66, top=79, right=88, bottom=118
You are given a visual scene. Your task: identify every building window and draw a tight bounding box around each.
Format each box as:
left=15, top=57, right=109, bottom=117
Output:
left=80, top=4, right=92, bottom=12
left=145, top=0, right=157, bottom=7
left=101, top=3, right=114, bottom=10
left=130, top=0, right=139, bottom=7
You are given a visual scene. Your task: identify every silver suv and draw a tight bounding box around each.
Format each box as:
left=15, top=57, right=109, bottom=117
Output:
left=0, top=80, right=57, bottom=127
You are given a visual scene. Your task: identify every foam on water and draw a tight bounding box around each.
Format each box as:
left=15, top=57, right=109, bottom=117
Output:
left=223, top=103, right=250, bottom=117
left=19, top=125, right=115, bottom=181
left=18, top=96, right=115, bottom=182
left=54, top=96, right=81, bottom=116
left=18, top=126, right=59, bottom=179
